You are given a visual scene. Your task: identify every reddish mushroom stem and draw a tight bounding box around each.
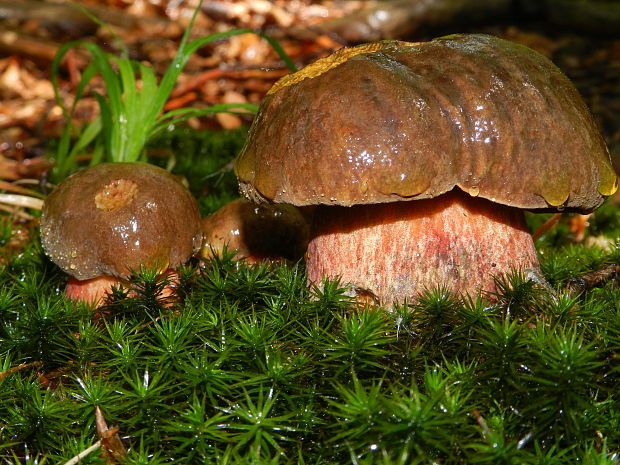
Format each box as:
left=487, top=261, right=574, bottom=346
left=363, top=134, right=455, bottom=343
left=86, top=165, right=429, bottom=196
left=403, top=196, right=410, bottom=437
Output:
left=65, top=270, right=179, bottom=307
left=306, top=189, right=540, bottom=304
left=66, top=276, right=125, bottom=306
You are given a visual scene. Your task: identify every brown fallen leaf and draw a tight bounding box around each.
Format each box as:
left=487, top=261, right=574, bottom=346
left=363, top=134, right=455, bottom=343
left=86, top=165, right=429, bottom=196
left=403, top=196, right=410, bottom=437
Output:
left=95, top=406, right=127, bottom=464
left=0, top=155, right=20, bottom=180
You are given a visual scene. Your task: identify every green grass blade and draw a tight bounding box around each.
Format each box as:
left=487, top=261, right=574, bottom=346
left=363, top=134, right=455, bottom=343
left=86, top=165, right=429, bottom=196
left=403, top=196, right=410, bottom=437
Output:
left=64, top=117, right=102, bottom=172
left=54, top=127, right=73, bottom=180
left=111, top=57, right=139, bottom=161
left=128, top=63, right=161, bottom=161
left=72, top=61, right=99, bottom=115
left=152, top=103, right=259, bottom=136
left=50, top=41, right=82, bottom=120
left=93, top=92, right=113, bottom=159
left=114, top=57, right=137, bottom=109
left=79, top=43, right=123, bottom=121
left=50, top=43, right=105, bottom=176
left=138, top=63, right=159, bottom=102
left=151, top=30, right=296, bottom=137
left=89, top=140, right=105, bottom=166
left=260, top=34, right=297, bottom=73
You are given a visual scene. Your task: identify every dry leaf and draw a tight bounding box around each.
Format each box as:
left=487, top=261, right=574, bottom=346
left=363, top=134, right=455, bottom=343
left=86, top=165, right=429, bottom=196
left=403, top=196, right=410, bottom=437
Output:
left=95, top=406, right=127, bottom=464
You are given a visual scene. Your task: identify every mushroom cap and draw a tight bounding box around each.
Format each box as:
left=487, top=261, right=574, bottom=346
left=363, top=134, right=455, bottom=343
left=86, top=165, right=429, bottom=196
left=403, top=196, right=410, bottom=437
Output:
left=235, top=34, right=618, bottom=212
left=41, top=162, right=202, bottom=280
left=200, top=198, right=309, bottom=262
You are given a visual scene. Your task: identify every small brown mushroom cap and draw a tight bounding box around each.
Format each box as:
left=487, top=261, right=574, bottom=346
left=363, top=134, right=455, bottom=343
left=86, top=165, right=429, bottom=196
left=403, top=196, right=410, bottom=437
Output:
left=200, top=198, right=309, bottom=262
left=236, top=34, right=617, bottom=212
left=40, top=162, right=202, bottom=280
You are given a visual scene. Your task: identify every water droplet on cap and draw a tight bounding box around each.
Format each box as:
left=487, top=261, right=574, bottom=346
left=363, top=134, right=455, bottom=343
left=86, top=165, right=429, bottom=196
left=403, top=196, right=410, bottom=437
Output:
left=598, top=176, right=618, bottom=197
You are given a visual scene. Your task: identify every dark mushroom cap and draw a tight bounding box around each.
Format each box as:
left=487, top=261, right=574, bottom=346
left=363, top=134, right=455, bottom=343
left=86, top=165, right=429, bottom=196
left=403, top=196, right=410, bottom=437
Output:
left=200, top=198, right=309, bottom=262
left=235, top=34, right=618, bottom=212
left=41, top=162, right=202, bottom=280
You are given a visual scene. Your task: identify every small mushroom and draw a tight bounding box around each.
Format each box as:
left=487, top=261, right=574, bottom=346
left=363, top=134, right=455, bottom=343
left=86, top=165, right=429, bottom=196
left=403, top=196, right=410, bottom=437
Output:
left=200, top=198, right=309, bottom=263
left=40, top=162, right=202, bottom=305
left=235, top=34, right=618, bottom=304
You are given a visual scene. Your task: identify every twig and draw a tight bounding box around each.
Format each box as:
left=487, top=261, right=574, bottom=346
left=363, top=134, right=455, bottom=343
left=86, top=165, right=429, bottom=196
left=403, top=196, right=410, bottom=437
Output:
left=164, top=91, right=199, bottom=111
left=0, top=203, right=36, bottom=220
left=12, top=178, right=55, bottom=191
left=62, top=440, right=102, bottom=465
left=472, top=409, right=490, bottom=438
left=0, top=193, right=44, bottom=210
left=169, top=68, right=288, bottom=100
left=0, top=361, right=42, bottom=380
left=170, top=68, right=226, bottom=99
left=532, top=213, right=562, bottom=242
left=0, top=29, right=89, bottom=66
left=0, top=179, right=46, bottom=197
left=568, top=264, right=620, bottom=295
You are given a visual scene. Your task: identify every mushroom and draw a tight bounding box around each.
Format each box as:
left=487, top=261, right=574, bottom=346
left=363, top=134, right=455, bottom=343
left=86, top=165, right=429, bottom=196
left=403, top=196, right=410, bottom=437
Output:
left=40, top=162, right=202, bottom=305
left=234, top=34, right=618, bottom=304
left=200, top=198, right=309, bottom=263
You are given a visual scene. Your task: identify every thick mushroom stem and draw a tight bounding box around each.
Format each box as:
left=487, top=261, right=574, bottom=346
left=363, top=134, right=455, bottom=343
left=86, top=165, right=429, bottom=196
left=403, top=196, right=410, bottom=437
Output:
left=306, top=189, right=540, bottom=304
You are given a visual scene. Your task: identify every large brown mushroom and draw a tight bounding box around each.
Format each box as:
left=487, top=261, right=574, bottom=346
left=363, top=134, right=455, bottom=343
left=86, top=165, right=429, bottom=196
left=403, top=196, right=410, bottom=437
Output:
left=40, top=162, right=202, bottom=305
left=235, top=34, right=618, bottom=304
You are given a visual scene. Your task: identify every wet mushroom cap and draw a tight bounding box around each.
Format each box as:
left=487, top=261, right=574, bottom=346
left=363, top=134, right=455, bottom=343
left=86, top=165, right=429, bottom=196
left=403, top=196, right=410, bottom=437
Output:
left=200, top=198, right=309, bottom=262
left=236, top=34, right=618, bottom=211
left=40, top=162, right=202, bottom=280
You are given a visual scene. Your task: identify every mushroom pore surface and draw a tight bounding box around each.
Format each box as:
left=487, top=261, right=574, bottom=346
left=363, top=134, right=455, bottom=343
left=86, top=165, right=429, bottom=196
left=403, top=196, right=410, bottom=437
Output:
left=40, top=162, right=202, bottom=280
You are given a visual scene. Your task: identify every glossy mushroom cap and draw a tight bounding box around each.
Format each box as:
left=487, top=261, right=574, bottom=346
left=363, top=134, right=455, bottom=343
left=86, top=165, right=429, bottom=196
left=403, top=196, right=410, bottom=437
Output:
left=236, top=34, right=617, bottom=212
left=200, top=198, right=309, bottom=262
left=41, top=162, right=202, bottom=280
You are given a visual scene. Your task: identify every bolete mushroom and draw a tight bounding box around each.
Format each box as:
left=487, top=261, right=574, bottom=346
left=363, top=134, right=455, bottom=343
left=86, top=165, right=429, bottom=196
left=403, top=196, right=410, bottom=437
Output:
left=235, top=34, right=618, bottom=304
left=200, top=198, right=309, bottom=263
left=40, top=162, right=202, bottom=305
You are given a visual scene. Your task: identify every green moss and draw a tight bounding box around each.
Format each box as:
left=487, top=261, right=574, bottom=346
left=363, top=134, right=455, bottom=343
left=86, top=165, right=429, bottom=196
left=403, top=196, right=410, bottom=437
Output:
left=1, top=221, right=619, bottom=463
left=147, top=126, right=247, bottom=216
